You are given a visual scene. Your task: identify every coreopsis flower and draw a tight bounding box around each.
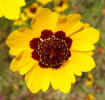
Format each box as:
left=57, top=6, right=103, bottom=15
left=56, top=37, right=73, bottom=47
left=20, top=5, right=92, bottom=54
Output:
left=53, top=0, right=69, bottom=12
left=6, top=8, right=99, bottom=93
left=86, top=73, right=93, bottom=86
left=37, top=0, right=52, bottom=5
left=85, top=94, right=94, bottom=100
left=0, top=0, right=25, bottom=20
left=14, top=13, right=27, bottom=26
left=11, top=84, right=19, bottom=90
left=24, top=3, right=41, bottom=18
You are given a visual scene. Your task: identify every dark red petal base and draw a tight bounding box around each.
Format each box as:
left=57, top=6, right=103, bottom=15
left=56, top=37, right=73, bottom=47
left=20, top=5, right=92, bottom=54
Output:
left=40, top=30, right=53, bottom=39
left=30, top=38, right=40, bottom=49
left=65, top=37, right=72, bottom=49
left=54, top=31, right=66, bottom=39
left=32, top=50, right=40, bottom=60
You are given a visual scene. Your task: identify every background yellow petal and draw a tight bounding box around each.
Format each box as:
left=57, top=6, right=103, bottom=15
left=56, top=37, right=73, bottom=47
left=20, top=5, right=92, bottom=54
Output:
left=0, top=0, right=25, bottom=19
left=10, top=50, right=35, bottom=75
left=83, top=23, right=90, bottom=28
left=4, top=8, right=20, bottom=19
left=31, top=8, right=59, bottom=34
left=55, top=14, right=83, bottom=36
left=16, top=0, right=25, bottom=7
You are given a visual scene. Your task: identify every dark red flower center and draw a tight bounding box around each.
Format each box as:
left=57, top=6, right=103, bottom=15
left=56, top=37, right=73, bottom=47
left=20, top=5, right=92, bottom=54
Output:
left=30, top=30, right=72, bottom=69
left=30, top=7, right=37, bottom=13
left=58, top=1, right=63, bottom=7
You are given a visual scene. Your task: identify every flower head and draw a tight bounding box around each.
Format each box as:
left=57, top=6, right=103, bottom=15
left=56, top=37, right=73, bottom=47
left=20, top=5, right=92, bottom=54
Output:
left=86, top=73, right=94, bottom=86
left=85, top=94, right=94, bottom=100
left=24, top=3, right=41, bottom=18
left=53, top=0, right=69, bottom=12
left=13, top=12, right=27, bottom=26
left=6, top=8, right=99, bottom=93
left=0, top=0, right=25, bottom=20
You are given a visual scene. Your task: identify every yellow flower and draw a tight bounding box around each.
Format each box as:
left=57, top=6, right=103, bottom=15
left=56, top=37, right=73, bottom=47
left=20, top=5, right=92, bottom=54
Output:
left=0, top=0, right=25, bottom=20
left=53, top=0, right=69, bottom=12
left=24, top=3, right=41, bottom=18
left=6, top=8, right=99, bottom=93
left=14, top=13, right=27, bottom=26
left=11, top=84, right=19, bottom=90
left=85, top=94, right=94, bottom=100
left=37, top=0, right=52, bottom=5
left=86, top=73, right=94, bottom=86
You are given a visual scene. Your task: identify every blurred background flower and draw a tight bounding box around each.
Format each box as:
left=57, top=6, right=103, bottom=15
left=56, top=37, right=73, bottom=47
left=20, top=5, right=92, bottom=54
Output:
left=53, top=0, right=69, bottom=12
left=85, top=94, right=94, bottom=100
left=86, top=73, right=94, bottom=86
left=13, top=13, right=27, bottom=26
left=0, top=0, right=25, bottom=20
left=24, top=3, right=41, bottom=19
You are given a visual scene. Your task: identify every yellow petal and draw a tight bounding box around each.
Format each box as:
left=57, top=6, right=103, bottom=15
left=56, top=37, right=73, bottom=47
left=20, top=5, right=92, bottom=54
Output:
left=6, top=27, right=37, bottom=55
left=19, top=61, right=36, bottom=75
left=55, top=14, right=83, bottom=36
left=51, top=62, right=76, bottom=93
left=71, top=27, right=99, bottom=44
left=25, top=65, right=51, bottom=93
left=41, top=69, right=52, bottom=92
left=0, top=0, right=25, bottom=19
left=71, top=44, right=95, bottom=51
left=16, top=0, right=25, bottom=7
left=83, top=23, right=90, bottom=28
left=9, top=47, right=27, bottom=56
left=70, top=27, right=99, bottom=51
left=69, top=51, right=96, bottom=76
left=10, top=49, right=35, bottom=75
left=77, top=51, right=94, bottom=56
left=31, top=8, right=59, bottom=34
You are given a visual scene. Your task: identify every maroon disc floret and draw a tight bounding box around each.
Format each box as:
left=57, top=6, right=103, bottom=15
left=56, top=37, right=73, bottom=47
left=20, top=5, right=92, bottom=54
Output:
left=40, top=30, right=53, bottom=39
left=30, top=38, right=40, bottom=49
left=30, top=30, right=72, bottom=69
left=54, top=31, right=66, bottom=39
